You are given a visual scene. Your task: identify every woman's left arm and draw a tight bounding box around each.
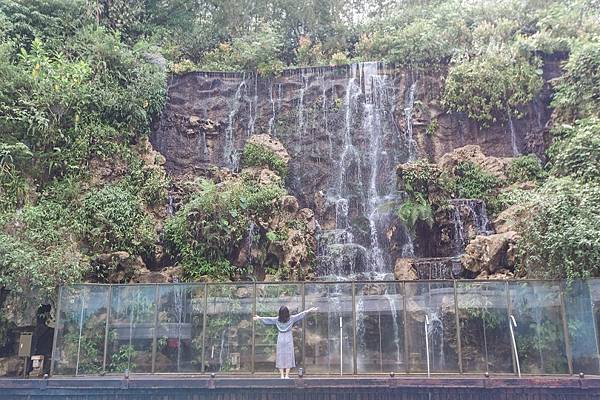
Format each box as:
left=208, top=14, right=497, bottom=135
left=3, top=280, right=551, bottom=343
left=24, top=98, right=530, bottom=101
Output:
left=290, top=307, right=318, bottom=323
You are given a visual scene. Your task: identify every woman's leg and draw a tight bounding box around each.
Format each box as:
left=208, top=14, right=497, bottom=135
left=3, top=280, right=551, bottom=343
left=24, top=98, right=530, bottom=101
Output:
left=284, top=368, right=290, bottom=378
left=279, top=368, right=285, bottom=379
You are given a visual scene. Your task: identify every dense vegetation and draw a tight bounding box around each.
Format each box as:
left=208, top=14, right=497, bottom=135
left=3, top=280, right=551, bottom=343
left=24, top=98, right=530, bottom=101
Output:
left=0, top=0, right=599, bottom=352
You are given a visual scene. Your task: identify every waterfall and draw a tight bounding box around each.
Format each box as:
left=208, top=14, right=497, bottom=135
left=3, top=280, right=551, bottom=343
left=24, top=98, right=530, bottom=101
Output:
left=449, top=199, right=493, bottom=255
left=404, top=80, right=418, bottom=162
left=166, top=193, right=174, bottom=216
left=383, top=290, right=402, bottom=368
left=268, top=83, right=275, bottom=136
left=224, top=78, right=247, bottom=169
left=508, top=113, right=520, bottom=156
left=428, top=312, right=445, bottom=370
left=247, top=74, right=259, bottom=137
left=315, top=62, right=411, bottom=280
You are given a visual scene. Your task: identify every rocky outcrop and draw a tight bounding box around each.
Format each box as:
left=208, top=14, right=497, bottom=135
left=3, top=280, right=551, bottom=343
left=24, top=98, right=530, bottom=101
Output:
left=394, top=258, right=418, bottom=281
left=461, top=231, right=519, bottom=276
left=438, top=145, right=513, bottom=180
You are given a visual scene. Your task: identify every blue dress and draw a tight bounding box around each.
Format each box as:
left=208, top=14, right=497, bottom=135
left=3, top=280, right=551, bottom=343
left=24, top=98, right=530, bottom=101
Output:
left=257, top=310, right=310, bottom=369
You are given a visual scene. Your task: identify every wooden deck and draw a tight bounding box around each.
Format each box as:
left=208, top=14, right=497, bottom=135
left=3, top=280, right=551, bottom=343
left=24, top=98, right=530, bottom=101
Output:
left=2, top=375, right=600, bottom=399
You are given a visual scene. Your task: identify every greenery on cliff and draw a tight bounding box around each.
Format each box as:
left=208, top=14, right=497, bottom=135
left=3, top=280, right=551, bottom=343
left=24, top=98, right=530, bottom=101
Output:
left=0, top=0, right=599, bottom=346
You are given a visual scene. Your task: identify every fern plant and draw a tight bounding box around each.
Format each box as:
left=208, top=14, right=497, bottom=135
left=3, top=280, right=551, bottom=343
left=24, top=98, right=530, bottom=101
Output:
left=396, top=193, right=434, bottom=233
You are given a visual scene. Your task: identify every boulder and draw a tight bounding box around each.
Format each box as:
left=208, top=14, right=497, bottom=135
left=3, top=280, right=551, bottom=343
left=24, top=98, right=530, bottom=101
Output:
left=394, top=258, right=418, bottom=281
left=93, top=252, right=149, bottom=283
left=493, top=202, right=530, bottom=234
left=461, top=231, right=519, bottom=275
left=438, top=145, right=512, bottom=180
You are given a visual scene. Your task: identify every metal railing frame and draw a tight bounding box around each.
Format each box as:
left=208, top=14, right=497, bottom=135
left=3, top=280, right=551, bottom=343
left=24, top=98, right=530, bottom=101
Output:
left=50, top=279, right=600, bottom=377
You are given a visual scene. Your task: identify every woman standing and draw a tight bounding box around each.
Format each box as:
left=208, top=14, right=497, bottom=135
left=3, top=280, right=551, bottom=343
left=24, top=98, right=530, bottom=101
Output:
left=254, top=305, right=318, bottom=379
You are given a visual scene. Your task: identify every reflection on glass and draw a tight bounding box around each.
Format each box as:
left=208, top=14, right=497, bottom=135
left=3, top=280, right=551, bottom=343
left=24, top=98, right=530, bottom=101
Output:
left=355, top=282, right=405, bottom=373
left=254, top=284, right=302, bottom=373
left=53, top=285, right=109, bottom=375
left=106, top=285, right=156, bottom=373
left=509, top=282, right=568, bottom=374
left=304, top=283, right=354, bottom=374
left=584, top=280, right=600, bottom=373
left=204, top=284, right=253, bottom=372
left=155, top=285, right=205, bottom=372
left=456, top=282, right=512, bottom=373
left=405, top=282, right=458, bottom=373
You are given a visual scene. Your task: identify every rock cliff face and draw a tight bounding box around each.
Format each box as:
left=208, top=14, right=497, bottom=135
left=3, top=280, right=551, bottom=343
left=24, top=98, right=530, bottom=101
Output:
left=151, top=61, right=559, bottom=278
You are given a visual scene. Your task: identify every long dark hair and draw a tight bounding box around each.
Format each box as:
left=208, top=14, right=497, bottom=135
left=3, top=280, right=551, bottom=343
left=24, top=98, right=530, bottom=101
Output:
left=278, top=305, right=290, bottom=323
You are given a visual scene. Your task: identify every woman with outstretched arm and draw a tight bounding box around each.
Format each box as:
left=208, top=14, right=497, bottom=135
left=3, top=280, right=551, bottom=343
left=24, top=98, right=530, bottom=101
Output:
left=254, top=305, right=318, bottom=379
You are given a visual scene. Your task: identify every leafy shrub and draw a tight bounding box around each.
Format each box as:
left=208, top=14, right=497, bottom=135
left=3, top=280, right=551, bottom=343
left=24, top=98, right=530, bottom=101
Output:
left=454, top=161, right=502, bottom=200
left=79, top=185, right=156, bottom=254
left=164, top=178, right=285, bottom=280
left=517, top=178, right=600, bottom=280
left=549, top=118, right=600, bottom=184
left=508, top=155, right=547, bottom=183
left=442, top=46, right=543, bottom=125
left=242, top=142, right=288, bottom=177
left=552, top=41, right=600, bottom=121
left=200, top=24, right=284, bottom=76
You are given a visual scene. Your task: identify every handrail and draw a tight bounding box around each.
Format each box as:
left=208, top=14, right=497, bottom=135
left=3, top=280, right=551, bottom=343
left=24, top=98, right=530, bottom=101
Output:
left=425, top=315, right=430, bottom=378
left=509, top=315, right=521, bottom=378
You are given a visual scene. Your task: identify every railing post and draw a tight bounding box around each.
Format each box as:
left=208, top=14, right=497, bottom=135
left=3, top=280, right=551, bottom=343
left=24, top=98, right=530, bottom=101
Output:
left=102, top=285, right=112, bottom=374
left=453, top=281, right=463, bottom=374
left=75, top=287, right=85, bottom=376
left=50, top=285, right=63, bottom=377
left=559, top=284, right=574, bottom=375
left=301, top=282, right=306, bottom=373
left=352, top=281, right=357, bottom=375
left=506, top=282, right=518, bottom=376
left=251, top=283, right=257, bottom=375
left=588, top=280, right=600, bottom=373
left=151, top=284, right=159, bottom=374
left=402, top=281, right=409, bottom=374
left=201, top=284, right=208, bottom=373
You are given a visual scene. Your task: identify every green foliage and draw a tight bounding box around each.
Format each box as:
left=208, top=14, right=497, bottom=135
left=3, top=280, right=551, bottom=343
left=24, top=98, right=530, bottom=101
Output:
left=548, top=119, right=600, bottom=184
left=454, top=161, right=502, bottom=200
left=242, top=142, right=288, bottom=177
left=108, top=344, right=136, bottom=373
left=396, top=194, right=434, bottom=232
left=426, top=118, right=439, bottom=136
left=164, top=178, right=285, bottom=281
left=200, top=24, right=284, bottom=76
left=517, top=178, right=600, bottom=281
left=79, top=185, right=156, bottom=254
left=508, top=155, right=547, bottom=183
left=552, top=41, right=600, bottom=121
left=442, top=46, right=544, bottom=125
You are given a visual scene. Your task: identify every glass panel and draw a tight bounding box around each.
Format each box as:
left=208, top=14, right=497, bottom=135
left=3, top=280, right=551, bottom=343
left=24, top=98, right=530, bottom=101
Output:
left=53, top=285, right=109, bottom=375
left=204, top=284, right=253, bottom=373
left=355, top=282, right=405, bottom=373
left=405, top=282, right=459, bottom=373
left=509, top=281, right=568, bottom=374
left=254, top=283, right=303, bottom=373
left=456, top=281, right=512, bottom=373
left=585, top=279, right=600, bottom=373
left=106, top=285, right=156, bottom=373
left=304, top=282, right=354, bottom=374
left=155, top=284, right=205, bottom=372
left=564, top=280, right=600, bottom=374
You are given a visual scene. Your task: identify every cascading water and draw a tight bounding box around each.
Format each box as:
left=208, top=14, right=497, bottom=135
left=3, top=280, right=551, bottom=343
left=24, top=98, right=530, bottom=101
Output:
left=316, top=62, right=412, bottom=280
left=224, top=78, right=248, bottom=169
left=449, top=199, right=493, bottom=256
left=508, top=113, right=520, bottom=156
left=404, top=80, right=418, bottom=162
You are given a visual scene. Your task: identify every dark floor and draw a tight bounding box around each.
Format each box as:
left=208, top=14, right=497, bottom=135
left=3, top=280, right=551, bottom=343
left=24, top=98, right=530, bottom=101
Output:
left=2, top=375, right=600, bottom=399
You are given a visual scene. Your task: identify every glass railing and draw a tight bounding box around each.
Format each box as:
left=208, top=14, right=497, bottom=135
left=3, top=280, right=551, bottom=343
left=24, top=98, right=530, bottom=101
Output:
left=50, top=280, right=600, bottom=376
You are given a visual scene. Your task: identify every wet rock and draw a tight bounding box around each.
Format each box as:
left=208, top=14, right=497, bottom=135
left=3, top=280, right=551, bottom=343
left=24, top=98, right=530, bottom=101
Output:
left=438, top=145, right=512, bottom=180
left=394, top=258, right=418, bottom=281
left=493, top=202, right=530, bottom=234
left=92, top=252, right=148, bottom=283
left=245, top=134, right=290, bottom=165
left=461, top=231, right=519, bottom=275
left=0, top=356, right=22, bottom=377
